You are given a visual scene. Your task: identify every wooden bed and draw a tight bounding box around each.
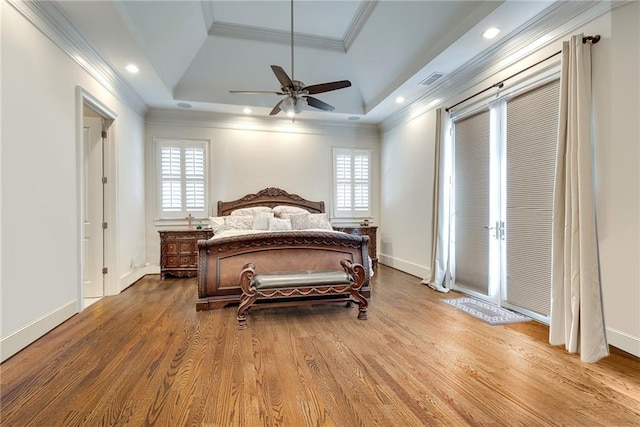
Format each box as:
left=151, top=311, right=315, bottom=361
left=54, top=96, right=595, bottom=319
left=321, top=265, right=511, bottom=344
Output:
left=196, top=188, right=371, bottom=310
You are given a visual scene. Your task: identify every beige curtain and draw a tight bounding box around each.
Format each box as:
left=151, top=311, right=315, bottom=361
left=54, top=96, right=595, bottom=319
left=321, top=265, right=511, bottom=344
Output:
left=549, top=34, right=609, bottom=363
left=422, top=108, right=450, bottom=292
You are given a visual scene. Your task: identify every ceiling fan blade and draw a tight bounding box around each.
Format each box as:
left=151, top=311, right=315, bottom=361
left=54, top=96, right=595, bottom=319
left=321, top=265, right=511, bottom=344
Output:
left=230, top=90, right=285, bottom=95
left=304, top=96, right=335, bottom=112
left=269, top=99, right=284, bottom=116
left=302, top=80, right=351, bottom=95
left=271, top=65, right=294, bottom=90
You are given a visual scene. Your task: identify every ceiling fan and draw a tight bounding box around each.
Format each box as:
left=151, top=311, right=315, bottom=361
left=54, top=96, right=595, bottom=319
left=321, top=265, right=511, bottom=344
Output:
left=229, top=0, right=351, bottom=117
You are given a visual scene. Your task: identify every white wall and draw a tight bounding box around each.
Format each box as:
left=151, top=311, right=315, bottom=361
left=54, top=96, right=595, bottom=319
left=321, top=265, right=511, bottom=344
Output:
left=143, top=110, right=380, bottom=268
left=1, top=2, right=147, bottom=361
left=379, top=3, right=640, bottom=357
left=380, top=110, right=437, bottom=278
left=591, top=2, right=640, bottom=357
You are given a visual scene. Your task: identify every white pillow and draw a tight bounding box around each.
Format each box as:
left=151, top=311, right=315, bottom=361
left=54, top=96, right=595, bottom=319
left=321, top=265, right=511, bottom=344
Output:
left=268, top=217, right=292, bottom=231
left=272, top=205, right=309, bottom=218
left=224, top=215, right=253, bottom=230
left=209, top=216, right=226, bottom=233
left=230, top=206, right=273, bottom=216
left=308, top=213, right=332, bottom=230
left=289, top=213, right=310, bottom=230
left=252, top=211, right=274, bottom=230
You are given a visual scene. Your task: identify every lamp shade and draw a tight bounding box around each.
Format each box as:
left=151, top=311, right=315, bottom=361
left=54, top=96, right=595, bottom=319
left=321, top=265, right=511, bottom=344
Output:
left=281, top=96, right=295, bottom=113
left=294, top=97, right=307, bottom=114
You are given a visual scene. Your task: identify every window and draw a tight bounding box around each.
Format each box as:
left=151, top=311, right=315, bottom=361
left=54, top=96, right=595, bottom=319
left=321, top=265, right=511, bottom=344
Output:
left=333, top=148, right=371, bottom=218
left=156, top=139, right=208, bottom=219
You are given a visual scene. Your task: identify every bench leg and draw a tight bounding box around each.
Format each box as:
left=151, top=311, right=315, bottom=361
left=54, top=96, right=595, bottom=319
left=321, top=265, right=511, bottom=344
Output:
left=237, top=263, right=257, bottom=330
left=352, top=291, right=368, bottom=320
left=237, top=294, right=257, bottom=329
left=341, top=259, right=368, bottom=320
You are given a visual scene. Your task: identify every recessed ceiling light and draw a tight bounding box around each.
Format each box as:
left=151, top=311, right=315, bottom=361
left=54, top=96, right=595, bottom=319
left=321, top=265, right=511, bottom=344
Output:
left=177, top=102, right=192, bottom=108
left=483, top=27, right=500, bottom=39
left=243, top=107, right=252, bottom=114
left=125, top=64, right=139, bottom=74
left=396, top=96, right=405, bottom=104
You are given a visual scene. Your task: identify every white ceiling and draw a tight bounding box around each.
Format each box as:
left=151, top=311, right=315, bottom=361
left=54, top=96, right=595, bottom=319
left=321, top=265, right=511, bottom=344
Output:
left=56, top=0, right=557, bottom=123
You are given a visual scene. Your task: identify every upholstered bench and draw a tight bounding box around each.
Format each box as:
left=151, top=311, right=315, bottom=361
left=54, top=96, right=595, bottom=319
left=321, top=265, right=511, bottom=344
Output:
left=237, top=259, right=368, bottom=329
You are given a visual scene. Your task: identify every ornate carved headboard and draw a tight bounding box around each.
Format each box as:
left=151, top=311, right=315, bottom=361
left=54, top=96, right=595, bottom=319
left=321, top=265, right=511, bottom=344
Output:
left=217, top=187, right=325, bottom=216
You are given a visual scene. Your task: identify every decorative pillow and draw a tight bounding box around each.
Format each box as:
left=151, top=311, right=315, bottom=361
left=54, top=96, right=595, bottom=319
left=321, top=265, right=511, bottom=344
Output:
left=289, top=213, right=310, bottom=230
left=224, top=215, right=253, bottom=230
left=272, top=205, right=309, bottom=218
left=268, top=217, right=292, bottom=231
left=209, top=216, right=226, bottom=233
left=252, top=211, right=274, bottom=230
left=230, top=206, right=273, bottom=216
left=308, top=213, right=332, bottom=230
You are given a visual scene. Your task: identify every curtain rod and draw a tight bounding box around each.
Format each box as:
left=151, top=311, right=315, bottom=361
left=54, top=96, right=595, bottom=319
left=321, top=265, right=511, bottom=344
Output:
left=445, top=34, right=601, bottom=113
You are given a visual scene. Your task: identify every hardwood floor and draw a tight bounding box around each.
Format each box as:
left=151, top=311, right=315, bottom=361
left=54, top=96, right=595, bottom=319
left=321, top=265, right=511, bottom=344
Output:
left=1, top=265, right=639, bottom=426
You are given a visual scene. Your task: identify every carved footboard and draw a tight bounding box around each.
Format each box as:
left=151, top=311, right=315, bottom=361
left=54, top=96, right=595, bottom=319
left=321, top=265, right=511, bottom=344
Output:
left=196, top=231, right=370, bottom=310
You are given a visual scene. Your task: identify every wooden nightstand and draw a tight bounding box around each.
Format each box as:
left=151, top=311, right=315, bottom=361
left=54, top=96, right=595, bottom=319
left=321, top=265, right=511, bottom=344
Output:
left=332, top=225, right=378, bottom=268
left=159, top=229, right=213, bottom=278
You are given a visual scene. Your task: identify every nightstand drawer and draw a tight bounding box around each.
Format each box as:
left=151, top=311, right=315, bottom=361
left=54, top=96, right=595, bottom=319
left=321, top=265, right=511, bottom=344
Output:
left=166, top=243, right=179, bottom=255
left=159, top=228, right=213, bottom=278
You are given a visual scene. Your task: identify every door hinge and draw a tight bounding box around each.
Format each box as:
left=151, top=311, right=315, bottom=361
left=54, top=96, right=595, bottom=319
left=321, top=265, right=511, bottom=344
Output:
left=102, top=267, right=108, bottom=274
left=102, top=222, right=108, bottom=229
left=102, top=176, right=108, bottom=184
left=101, top=130, right=107, bottom=138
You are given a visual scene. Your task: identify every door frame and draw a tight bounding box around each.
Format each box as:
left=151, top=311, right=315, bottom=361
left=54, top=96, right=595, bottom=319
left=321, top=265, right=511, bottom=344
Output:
left=75, top=86, right=118, bottom=312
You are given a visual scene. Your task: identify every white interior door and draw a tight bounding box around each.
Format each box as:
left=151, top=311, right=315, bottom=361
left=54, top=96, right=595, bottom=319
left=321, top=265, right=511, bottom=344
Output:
left=83, top=116, right=104, bottom=298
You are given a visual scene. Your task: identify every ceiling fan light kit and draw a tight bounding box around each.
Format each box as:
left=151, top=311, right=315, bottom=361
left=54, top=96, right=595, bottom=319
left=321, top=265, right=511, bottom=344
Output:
left=229, top=0, right=351, bottom=119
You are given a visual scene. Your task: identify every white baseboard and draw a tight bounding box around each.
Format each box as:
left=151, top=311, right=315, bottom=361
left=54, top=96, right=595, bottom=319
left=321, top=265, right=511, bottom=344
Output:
left=1, top=300, right=77, bottom=362
left=607, top=327, right=640, bottom=358
left=378, top=253, right=429, bottom=279
left=119, top=264, right=159, bottom=291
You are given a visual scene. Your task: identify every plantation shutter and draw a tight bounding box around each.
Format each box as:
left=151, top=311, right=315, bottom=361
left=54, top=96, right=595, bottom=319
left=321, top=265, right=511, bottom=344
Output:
left=157, top=140, right=207, bottom=218
left=353, top=153, right=369, bottom=212
left=161, top=146, right=182, bottom=212
left=504, top=80, right=560, bottom=316
left=184, top=146, right=205, bottom=211
left=453, top=109, right=491, bottom=295
left=335, top=152, right=352, bottom=211
left=333, top=148, right=371, bottom=218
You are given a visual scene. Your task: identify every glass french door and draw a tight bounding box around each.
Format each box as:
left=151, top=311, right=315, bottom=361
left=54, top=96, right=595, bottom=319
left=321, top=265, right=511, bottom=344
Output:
left=451, top=107, right=502, bottom=304
left=451, top=79, right=559, bottom=320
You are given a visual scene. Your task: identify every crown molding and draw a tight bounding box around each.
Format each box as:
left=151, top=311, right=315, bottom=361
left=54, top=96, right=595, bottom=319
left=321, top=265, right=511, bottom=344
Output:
left=343, top=0, right=378, bottom=52
left=146, top=108, right=380, bottom=139
left=380, top=0, right=621, bottom=133
left=209, top=21, right=345, bottom=53
left=7, top=0, right=147, bottom=115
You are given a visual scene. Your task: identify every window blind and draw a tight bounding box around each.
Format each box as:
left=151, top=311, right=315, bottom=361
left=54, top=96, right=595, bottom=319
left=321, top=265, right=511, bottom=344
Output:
left=504, top=79, right=560, bottom=316
left=453, top=109, right=491, bottom=295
